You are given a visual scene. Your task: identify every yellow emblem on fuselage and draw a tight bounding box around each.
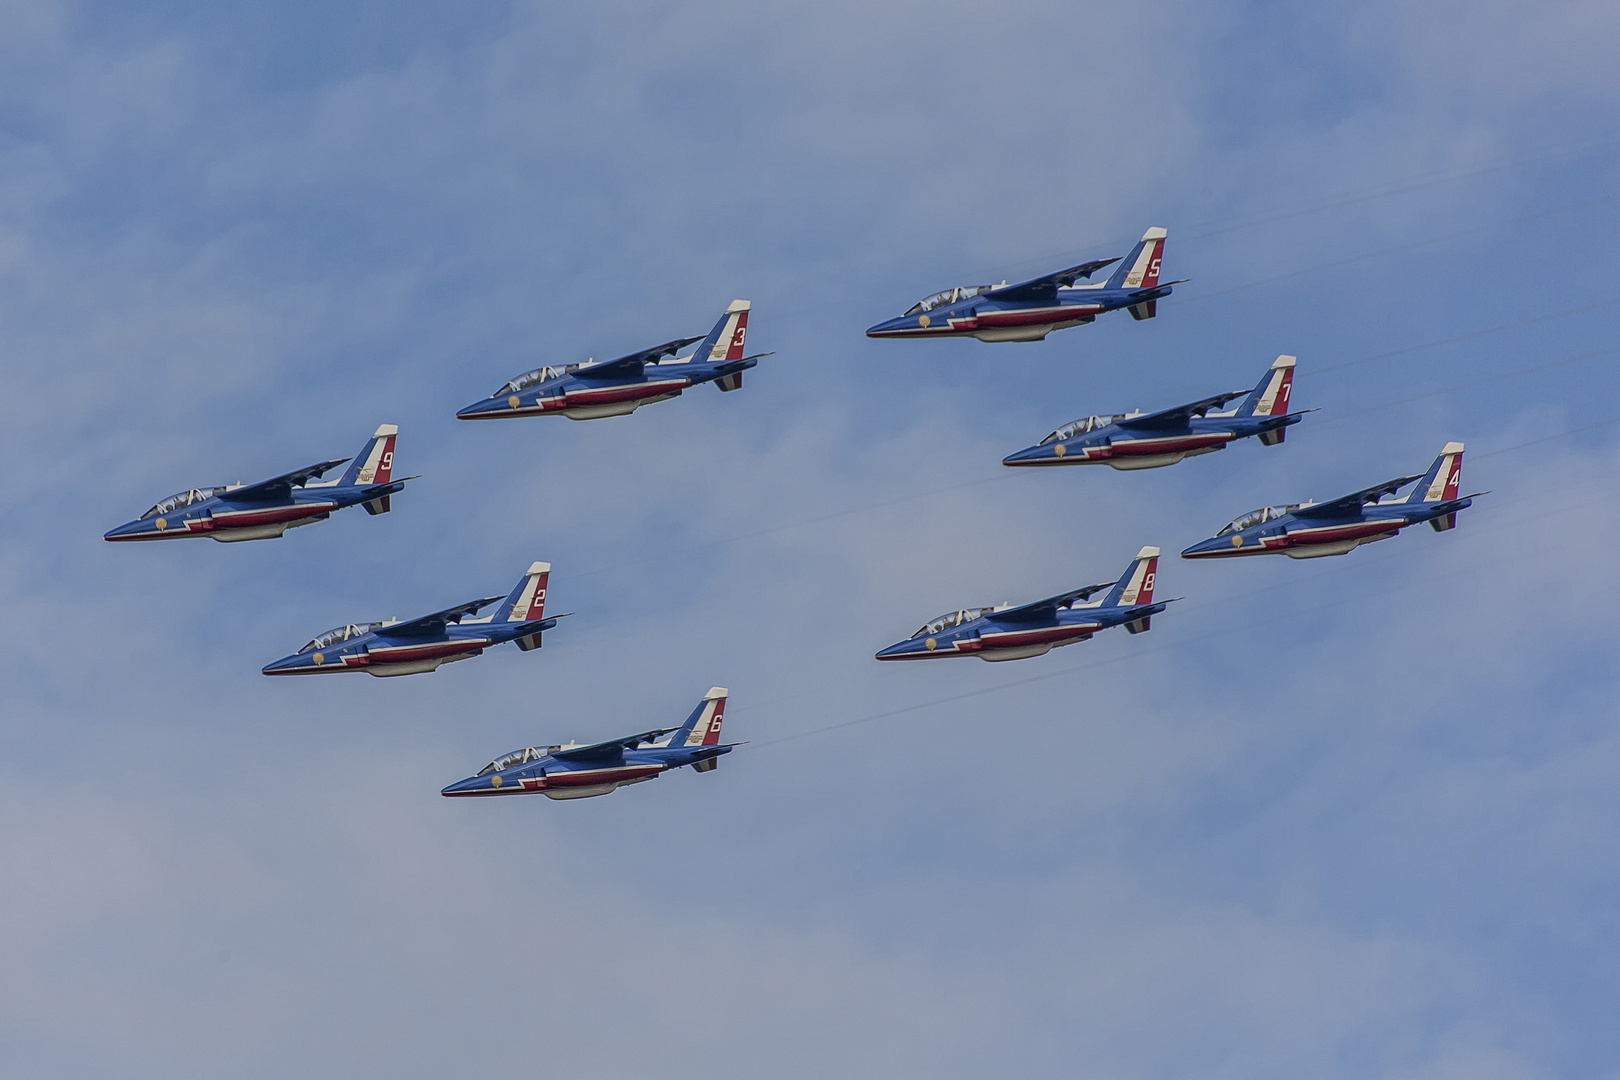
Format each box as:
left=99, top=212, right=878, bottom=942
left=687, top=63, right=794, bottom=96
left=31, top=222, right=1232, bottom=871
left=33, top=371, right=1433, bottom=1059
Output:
left=491, top=774, right=503, bottom=788
left=508, top=395, right=520, bottom=409
left=1053, top=444, right=1066, bottom=457
left=918, top=314, right=930, bottom=328
left=312, top=652, right=324, bottom=665
left=155, top=517, right=167, bottom=531
left=1231, top=535, right=1244, bottom=547
left=925, top=637, right=937, bottom=651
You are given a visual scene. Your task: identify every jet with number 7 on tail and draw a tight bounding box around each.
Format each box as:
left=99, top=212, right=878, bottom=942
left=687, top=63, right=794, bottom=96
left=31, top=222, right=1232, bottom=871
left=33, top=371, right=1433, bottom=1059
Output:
left=457, top=300, right=770, bottom=421
left=104, top=425, right=413, bottom=543
left=865, top=227, right=1182, bottom=343
left=1181, top=442, right=1481, bottom=560
left=442, top=687, right=736, bottom=800
left=1003, top=355, right=1307, bottom=470
left=876, top=547, right=1172, bottom=662
left=262, top=562, right=567, bottom=677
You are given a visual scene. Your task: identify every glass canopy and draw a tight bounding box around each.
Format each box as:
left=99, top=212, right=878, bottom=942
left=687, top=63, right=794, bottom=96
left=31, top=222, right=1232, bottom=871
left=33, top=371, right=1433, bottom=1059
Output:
left=141, top=487, right=229, bottom=519
left=903, top=285, right=992, bottom=316
left=300, top=622, right=384, bottom=654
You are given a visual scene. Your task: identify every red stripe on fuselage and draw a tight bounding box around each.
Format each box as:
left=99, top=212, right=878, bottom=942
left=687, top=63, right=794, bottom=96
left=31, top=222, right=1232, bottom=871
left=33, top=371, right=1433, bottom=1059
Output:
left=566, top=379, right=689, bottom=406
left=210, top=503, right=338, bottom=528
left=365, top=638, right=490, bottom=663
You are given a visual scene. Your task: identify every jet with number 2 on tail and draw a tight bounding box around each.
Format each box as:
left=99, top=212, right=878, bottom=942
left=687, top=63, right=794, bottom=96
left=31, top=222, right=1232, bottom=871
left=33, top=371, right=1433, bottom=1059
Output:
left=876, top=547, right=1172, bottom=662
left=457, top=300, right=770, bottom=421
left=441, top=687, right=736, bottom=801
left=1181, top=442, right=1481, bottom=560
left=104, top=425, right=412, bottom=543
left=1003, top=355, right=1307, bottom=470
left=262, top=562, right=566, bottom=677
left=865, top=227, right=1182, bottom=343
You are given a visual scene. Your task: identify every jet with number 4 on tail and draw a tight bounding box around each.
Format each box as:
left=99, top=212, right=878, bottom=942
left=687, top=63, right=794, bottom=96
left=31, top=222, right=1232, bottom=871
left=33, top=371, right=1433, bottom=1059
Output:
left=457, top=300, right=770, bottom=421
left=262, top=562, right=566, bottom=677
left=876, top=547, right=1172, bottom=662
left=104, top=425, right=412, bottom=543
left=1003, top=355, right=1307, bottom=470
left=1181, top=442, right=1480, bottom=560
left=865, top=227, right=1182, bottom=343
left=442, top=687, right=736, bottom=800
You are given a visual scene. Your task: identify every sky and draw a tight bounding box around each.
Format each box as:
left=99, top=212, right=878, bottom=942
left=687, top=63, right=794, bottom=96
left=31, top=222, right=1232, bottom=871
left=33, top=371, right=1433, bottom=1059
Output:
left=1, top=1, right=1618, bottom=1077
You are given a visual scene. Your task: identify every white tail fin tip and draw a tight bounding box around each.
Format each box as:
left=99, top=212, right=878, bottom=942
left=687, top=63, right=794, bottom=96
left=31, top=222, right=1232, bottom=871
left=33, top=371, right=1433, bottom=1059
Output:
left=704, top=687, right=728, bottom=700
left=1141, top=227, right=1167, bottom=241
left=527, top=561, right=551, bottom=575
left=372, top=423, right=398, bottom=437
left=726, top=299, right=750, bottom=313
left=1441, top=441, right=1465, bottom=454
left=1135, top=546, right=1161, bottom=559
left=1272, top=355, right=1296, bottom=369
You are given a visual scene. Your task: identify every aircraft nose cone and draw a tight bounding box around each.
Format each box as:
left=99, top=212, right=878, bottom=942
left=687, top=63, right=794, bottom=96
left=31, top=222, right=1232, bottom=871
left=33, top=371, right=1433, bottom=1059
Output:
left=874, top=641, right=913, bottom=660
left=103, top=520, right=145, bottom=541
left=1180, top=536, right=1224, bottom=558
left=866, top=316, right=910, bottom=338
left=440, top=775, right=485, bottom=796
left=1001, top=444, right=1049, bottom=466
left=456, top=399, right=495, bottom=420
left=261, top=654, right=304, bottom=675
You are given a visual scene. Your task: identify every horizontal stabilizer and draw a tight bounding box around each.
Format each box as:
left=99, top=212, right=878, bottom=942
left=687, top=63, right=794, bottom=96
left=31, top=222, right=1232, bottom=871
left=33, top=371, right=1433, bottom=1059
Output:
left=226, top=459, right=351, bottom=502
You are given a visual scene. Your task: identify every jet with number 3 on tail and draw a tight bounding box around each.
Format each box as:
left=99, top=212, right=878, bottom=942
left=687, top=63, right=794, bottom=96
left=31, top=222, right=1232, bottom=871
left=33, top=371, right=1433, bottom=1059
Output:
left=441, top=687, right=736, bottom=800
left=865, top=227, right=1182, bottom=343
left=457, top=300, right=770, bottom=421
left=104, top=425, right=412, bottom=543
left=262, top=562, right=567, bottom=677
left=1181, top=442, right=1480, bottom=560
left=1003, top=355, right=1307, bottom=470
left=876, top=547, right=1172, bottom=662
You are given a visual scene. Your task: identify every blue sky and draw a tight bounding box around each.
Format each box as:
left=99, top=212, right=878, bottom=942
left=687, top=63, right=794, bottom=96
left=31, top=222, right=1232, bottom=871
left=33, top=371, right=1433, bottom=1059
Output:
left=2, top=2, right=1619, bottom=1077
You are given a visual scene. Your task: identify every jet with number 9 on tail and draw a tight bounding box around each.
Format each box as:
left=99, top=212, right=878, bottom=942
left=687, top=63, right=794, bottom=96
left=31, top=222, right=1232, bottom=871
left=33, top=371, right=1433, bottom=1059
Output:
left=876, top=547, right=1172, bottom=662
left=1003, top=355, right=1307, bottom=470
left=1181, top=442, right=1481, bottom=560
left=262, top=562, right=566, bottom=677
left=441, top=687, right=736, bottom=800
left=457, top=300, right=770, bottom=421
left=104, top=425, right=413, bottom=543
left=865, top=228, right=1181, bottom=343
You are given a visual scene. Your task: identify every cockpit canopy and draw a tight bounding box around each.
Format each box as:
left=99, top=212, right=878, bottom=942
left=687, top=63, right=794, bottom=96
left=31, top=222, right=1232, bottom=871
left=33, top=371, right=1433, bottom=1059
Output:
left=497, top=364, right=584, bottom=395
left=300, top=622, right=384, bottom=654
left=914, top=606, right=1001, bottom=639
left=477, top=745, right=561, bottom=776
left=1216, top=505, right=1300, bottom=536
left=1040, top=414, right=1130, bottom=444
left=141, top=487, right=229, bottom=519
left=904, top=285, right=993, bottom=316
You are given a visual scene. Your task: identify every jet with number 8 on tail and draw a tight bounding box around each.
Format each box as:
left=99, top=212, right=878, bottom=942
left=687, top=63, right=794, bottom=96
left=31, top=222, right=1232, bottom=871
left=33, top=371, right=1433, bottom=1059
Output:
left=876, top=547, right=1172, bottom=662
left=865, top=227, right=1181, bottom=343
left=441, top=687, right=736, bottom=800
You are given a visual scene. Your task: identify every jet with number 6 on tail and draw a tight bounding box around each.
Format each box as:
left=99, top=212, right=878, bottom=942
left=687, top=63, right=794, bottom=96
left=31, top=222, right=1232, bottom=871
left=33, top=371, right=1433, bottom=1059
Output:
left=442, top=687, right=736, bottom=800
left=457, top=300, right=770, bottom=421
left=104, top=425, right=413, bottom=543
left=1003, top=355, right=1307, bottom=470
left=876, top=547, right=1172, bottom=662
left=1181, top=442, right=1481, bottom=560
left=262, top=562, right=567, bottom=677
left=865, top=227, right=1182, bottom=343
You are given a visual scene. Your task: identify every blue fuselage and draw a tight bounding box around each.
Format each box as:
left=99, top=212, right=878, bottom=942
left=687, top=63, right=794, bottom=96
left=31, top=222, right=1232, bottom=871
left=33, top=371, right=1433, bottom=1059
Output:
left=1182, top=498, right=1473, bottom=560
left=866, top=284, right=1174, bottom=343
left=1003, top=414, right=1300, bottom=470
left=104, top=482, right=404, bottom=543
left=441, top=744, right=731, bottom=800
left=458, top=358, right=757, bottom=422
left=876, top=600, right=1166, bottom=663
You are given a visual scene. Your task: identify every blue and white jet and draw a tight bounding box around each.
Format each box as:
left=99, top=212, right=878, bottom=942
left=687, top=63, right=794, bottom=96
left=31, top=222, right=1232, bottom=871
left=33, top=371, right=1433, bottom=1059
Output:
left=1003, top=355, right=1306, bottom=470
left=105, top=425, right=410, bottom=543
left=876, top=547, right=1171, bottom=662
left=1182, top=442, right=1479, bottom=560
left=263, top=562, right=565, bottom=677
left=457, top=300, right=769, bottom=421
left=442, top=687, right=735, bottom=800
left=866, top=228, right=1180, bottom=343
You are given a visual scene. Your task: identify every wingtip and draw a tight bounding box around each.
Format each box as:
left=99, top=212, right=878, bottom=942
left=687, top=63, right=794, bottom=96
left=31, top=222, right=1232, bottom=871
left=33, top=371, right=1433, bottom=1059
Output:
left=726, top=299, right=750, bottom=313
left=1442, top=441, right=1465, bottom=454
left=373, top=423, right=399, bottom=437
left=704, top=686, right=728, bottom=699
left=1273, top=354, right=1296, bottom=368
left=1142, top=226, right=1168, bottom=241
left=528, top=561, right=551, bottom=575
left=1136, top=546, right=1161, bottom=559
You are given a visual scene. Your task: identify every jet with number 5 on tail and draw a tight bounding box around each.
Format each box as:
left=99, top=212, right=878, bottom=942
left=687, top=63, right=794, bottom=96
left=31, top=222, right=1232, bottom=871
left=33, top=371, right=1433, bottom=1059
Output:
left=1181, top=442, right=1481, bottom=560
left=104, top=425, right=413, bottom=543
left=876, top=547, right=1172, bottom=662
left=262, top=562, right=567, bottom=677
left=865, top=227, right=1182, bottom=343
left=441, top=687, right=736, bottom=800
left=1003, top=355, right=1307, bottom=470
left=457, top=300, right=770, bottom=421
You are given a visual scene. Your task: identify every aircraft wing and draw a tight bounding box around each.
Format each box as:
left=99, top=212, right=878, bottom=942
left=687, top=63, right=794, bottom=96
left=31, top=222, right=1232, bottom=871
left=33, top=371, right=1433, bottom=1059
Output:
left=379, top=596, right=505, bottom=637
left=1113, top=391, right=1251, bottom=430
left=982, top=259, right=1121, bottom=302
left=549, top=727, right=682, bottom=762
left=225, top=458, right=351, bottom=501
left=572, top=336, right=706, bottom=379
left=1290, top=475, right=1424, bottom=518
left=993, top=581, right=1118, bottom=623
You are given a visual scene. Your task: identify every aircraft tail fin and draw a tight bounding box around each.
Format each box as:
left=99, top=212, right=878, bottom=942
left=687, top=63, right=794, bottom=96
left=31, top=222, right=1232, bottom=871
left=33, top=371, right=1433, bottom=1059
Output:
left=363, top=495, right=392, bottom=515
left=1127, top=300, right=1157, bottom=320
left=1237, top=356, right=1297, bottom=430
left=338, top=425, right=398, bottom=488
left=1103, top=546, right=1159, bottom=609
left=1104, top=227, right=1167, bottom=290
left=1404, top=442, right=1465, bottom=506
left=493, top=561, right=551, bottom=624
left=671, top=687, right=729, bottom=749
left=692, top=300, right=750, bottom=365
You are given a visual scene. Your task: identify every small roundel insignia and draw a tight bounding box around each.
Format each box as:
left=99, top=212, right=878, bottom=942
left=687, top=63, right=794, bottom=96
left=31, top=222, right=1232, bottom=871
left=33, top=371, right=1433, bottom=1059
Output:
left=154, top=517, right=167, bottom=531
left=507, top=395, right=520, bottom=409
left=1053, top=444, right=1067, bottom=458
left=312, top=652, right=324, bottom=665
left=1230, top=535, right=1244, bottom=548
left=491, top=774, right=503, bottom=788
left=925, top=637, right=937, bottom=651
left=918, top=314, right=931, bottom=328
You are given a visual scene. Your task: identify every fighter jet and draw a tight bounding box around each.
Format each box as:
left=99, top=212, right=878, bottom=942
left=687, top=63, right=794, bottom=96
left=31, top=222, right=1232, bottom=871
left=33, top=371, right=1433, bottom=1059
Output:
left=876, top=547, right=1171, bottom=662
left=442, top=687, right=735, bottom=800
left=1181, top=442, right=1479, bottom=560
left=865, top=227, right=1181, bottom=343
left=105, top=425, right=412, bottom=543
left=457, top=300, right=770, bottom=421
left=262, top=562, right=565, bottom=677
left=1003, top=355, right=1307, bottom=470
